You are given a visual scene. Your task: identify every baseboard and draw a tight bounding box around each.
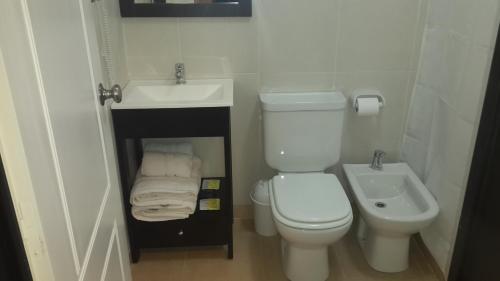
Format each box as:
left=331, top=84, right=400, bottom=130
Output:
left=414, top=234, right=446, bottom=281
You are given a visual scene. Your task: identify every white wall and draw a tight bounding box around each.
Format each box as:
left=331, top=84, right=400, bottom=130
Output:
left=121, top=0, right=428, bottom=205
left=94, top=0, right=129, bottom=86
left=0, top=45, right=56, bottom=281
left=402, top=0, right=500, bottom=276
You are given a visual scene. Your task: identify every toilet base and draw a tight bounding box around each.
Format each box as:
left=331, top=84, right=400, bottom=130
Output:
left=281, top=239, right=329, bottom=281
left=357, top=218, right=410, bottom=273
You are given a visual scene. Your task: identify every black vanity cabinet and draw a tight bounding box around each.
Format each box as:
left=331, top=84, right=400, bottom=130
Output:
left=111, top=107, right=233, bottom=262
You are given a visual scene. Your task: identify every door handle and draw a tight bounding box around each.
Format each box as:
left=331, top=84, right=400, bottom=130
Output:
left=98, top=83, right=122, bottom=106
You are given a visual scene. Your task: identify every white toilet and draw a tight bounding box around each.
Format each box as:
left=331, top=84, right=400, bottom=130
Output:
left=260, top=92, right=353, bottom=281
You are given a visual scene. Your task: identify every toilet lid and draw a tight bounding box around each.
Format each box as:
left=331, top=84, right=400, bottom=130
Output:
left=271, top=174, right=351, bottom=224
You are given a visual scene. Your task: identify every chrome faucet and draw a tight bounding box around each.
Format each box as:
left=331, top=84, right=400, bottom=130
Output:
left=175, top=63, right=186, bottom=84
left=370, top=149, right=386, bottom=171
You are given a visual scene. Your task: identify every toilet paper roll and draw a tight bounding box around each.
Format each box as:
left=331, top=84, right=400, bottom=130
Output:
left=356, top=97, right=380, bottom=116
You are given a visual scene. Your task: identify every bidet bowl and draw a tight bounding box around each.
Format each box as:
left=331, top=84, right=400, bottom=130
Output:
left=343, top=163, right=439, bottom=272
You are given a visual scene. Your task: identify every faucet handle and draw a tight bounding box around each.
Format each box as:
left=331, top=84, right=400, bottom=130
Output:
left=175, top=63, right=184, bottom=70
left=373, top=149, right=386, bottom=158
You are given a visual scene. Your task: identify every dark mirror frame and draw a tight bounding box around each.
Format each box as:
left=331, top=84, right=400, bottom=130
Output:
left=119, top=0, right=251, bottom=17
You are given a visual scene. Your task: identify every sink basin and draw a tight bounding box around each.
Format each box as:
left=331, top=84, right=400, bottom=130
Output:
left=111, top=79, right=233, bottom=109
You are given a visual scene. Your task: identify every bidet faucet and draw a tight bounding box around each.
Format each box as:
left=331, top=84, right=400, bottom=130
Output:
left=175, top=63, right=186, bottom=84
left=370, top=149, right=386, bottom=171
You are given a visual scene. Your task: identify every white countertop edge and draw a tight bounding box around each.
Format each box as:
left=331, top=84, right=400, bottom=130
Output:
left=111, top=101, right=234, bottom=110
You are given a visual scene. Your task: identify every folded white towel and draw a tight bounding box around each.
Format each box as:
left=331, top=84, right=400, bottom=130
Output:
left=141, top=152, right=166, bottom=177
left=132, top=190, right=197, bottom=208
left=133, top=203, right=195, bottom=213
left=131, top=155, right=202, bottom=222
left=130, top=175, right=200, bottom=222
left=164, top=153, right=193, bottom=178
left=141, top=152, right=200, bottom=178
left=143, top=141, right=193, bottom=155
left=132, top=206, right=190, bottom=222
left=130, top=174, right=201, bottom=207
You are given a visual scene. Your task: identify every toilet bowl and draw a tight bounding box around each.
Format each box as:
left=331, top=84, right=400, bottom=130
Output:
left=269, top=173, right=352, bottom=281
left=343, top=163, right=439, bottom=272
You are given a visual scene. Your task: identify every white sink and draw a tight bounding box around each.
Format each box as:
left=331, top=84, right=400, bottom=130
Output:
left=111, top=79, right=233, bottom=109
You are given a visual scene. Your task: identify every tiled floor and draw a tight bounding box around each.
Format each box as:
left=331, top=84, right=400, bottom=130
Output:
left=132, top=220, right=442, bottom=281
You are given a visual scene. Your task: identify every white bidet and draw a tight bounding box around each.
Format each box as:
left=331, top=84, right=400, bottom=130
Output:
left=343, top=163, right=439, bottom=272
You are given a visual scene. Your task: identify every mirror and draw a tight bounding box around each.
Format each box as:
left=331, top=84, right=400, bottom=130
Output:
left=120, top=0, right=251, bottom=17
left=134, top=1, right=238, bottom=3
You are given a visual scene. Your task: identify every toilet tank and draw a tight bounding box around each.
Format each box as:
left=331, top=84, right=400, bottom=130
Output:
left=260, top=92, right=346, bottom=172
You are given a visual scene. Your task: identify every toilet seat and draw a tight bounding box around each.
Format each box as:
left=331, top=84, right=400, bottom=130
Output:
left=270, top=173, right=352, bottom=230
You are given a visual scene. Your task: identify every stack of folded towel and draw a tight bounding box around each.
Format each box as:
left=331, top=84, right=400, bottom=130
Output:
left=130, top=142, right=202, bottom=222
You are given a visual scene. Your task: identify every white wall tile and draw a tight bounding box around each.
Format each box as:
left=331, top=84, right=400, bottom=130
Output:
left=401, top=135, right=427, bottom=179
left=440, top=32, right=471, bottom=106
left=427, top=0, right=453, bottom=29
left=418, top=27, right=448, bottom=91
left=181, top=56, right=234, bottom=79
left=122, top=19, right=181, bottom=79
left=402, top=0, right=500, bottom=275
left=473, top=0, right=500, bottom=48
left=409, top=0, right=430, bottom=71
left=420, top=227, right=452, bottom=271
left=406, top=84, right=438, bottom=142
left=450, top=0, right=476, bottom=38
left=179, top=18, right=258, bottom=76
left=230, top=74, right=274, bottom=204
left=336, top=71, right=412, bottom=163
left=457, top=46, right=493, bottom=123
left=98, top=0, right=129, bottom=86
left=260, top=72, right=335, bottom=93
left=257, top=0, right=338, bottom=74
left=336, top=0, right=420, bottom=72
left=428, top=181, right=463, bottom=241
left=424, top=99, right=474, bottom=188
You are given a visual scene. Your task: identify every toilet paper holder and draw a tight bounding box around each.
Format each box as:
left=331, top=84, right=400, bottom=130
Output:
left=351, top=89, right=385, bottom=112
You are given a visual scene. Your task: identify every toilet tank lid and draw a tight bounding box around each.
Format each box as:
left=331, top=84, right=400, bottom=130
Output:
left=259, top=92, right=346, bottom=112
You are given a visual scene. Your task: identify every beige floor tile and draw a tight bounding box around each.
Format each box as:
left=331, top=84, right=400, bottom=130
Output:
left=260, top=236, right=288, bottom=281
left=132, top=220, right=442, bottom=281
left=327, top=246, right=347, bottom=281
left=332, top=231, right=439, bottom=281
left=132, top=249, right=187, bottom=281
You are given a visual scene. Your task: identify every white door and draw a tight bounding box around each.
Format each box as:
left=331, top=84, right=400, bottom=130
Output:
left=0, top=0, right=131, bottom=280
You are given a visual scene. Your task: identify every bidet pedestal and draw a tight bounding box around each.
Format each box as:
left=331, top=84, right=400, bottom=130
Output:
left=281, top=239, right=330, bottom=281
left=357, top=219, right=410, bottom=273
